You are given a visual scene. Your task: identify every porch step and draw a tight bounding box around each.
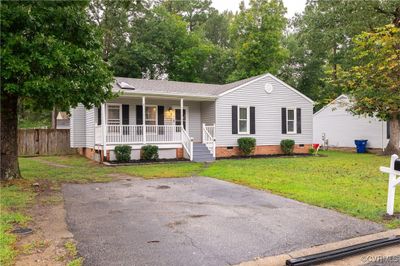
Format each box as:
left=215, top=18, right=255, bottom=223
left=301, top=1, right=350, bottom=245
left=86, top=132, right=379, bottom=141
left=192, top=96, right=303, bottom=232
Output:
left=192, top=143, right=215, bottom=162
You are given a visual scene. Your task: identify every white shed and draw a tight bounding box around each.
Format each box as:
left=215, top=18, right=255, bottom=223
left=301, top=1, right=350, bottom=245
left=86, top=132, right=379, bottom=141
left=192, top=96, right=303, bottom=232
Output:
left=313, top=95, right=389, bottom=150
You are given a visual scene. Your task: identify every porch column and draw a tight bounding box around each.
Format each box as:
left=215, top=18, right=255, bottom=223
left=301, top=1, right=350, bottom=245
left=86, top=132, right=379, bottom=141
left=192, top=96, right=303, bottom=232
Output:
left=142, top=96, right=146, bottom=144
left=180, top=98, right=184, bottom=139
left=101, top=103, right=107, bottom=160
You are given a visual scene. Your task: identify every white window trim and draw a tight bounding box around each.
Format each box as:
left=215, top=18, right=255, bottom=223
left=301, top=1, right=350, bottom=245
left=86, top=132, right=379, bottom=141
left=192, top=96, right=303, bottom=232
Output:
left=238, top=106, right=250, bottom=134
left=286, top=108, right=297, bottom=134
left=106, top=103, right=122, bottom=125
left=145, top=105, right=158, bottom=125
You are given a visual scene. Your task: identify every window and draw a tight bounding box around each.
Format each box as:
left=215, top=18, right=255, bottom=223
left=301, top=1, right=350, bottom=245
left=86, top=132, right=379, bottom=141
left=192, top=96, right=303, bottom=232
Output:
left=287, top=108, right=296, bottom=133
left=107, top=104, right=121, bottom=125
left=145, top=106, right=157, bottom=125
left=238, top=106, right=249, bottom=134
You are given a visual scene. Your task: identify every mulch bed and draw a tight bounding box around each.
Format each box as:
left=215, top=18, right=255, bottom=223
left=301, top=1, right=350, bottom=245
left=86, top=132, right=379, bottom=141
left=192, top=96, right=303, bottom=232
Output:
left=216, top=153, right=325, bottom=160
left=103, top=158, right=189, bottom=166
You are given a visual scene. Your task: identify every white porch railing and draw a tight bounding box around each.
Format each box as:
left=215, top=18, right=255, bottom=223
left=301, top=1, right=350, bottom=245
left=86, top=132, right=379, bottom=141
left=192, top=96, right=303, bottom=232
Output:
left=181, top=127, right=193, bottom=161
left=202, top=123, right=216, bottom=157
left=95, top=125, right=194, bottom=160
left=100, top=125, right=184, bottom=144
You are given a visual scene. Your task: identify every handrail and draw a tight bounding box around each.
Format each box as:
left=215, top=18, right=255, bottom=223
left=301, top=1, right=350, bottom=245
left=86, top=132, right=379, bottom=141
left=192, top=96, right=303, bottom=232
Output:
left=202, top=124, right=216, bottom=157
left=181, top=126, right=193, bottom=161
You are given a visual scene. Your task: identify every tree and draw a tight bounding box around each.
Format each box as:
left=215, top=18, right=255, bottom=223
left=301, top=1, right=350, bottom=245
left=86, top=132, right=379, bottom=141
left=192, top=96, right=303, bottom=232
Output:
left=229, top=0, right=288, bottom=81
left=1, top=1, right=114, bottom=179
left=202, top=10, right=232, bottom=47
left=162, top=0, right=213, bottom=31
left=284, top=0, right=398, bottom=105
left=333, top=24, right=400, bottom=155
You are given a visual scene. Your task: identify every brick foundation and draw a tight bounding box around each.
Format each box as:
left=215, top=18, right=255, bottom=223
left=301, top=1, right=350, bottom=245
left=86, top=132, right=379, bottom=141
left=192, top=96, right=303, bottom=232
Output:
left=77, top=147, right=96, bottom=160
left=216, top=144, right=312, bottom=158
left=176, top=148, right=184, bottom=159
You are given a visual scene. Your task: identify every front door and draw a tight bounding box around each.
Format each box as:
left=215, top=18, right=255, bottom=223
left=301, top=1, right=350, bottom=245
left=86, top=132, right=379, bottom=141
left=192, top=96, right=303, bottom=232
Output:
left=174, top=109, right=187, bottom=130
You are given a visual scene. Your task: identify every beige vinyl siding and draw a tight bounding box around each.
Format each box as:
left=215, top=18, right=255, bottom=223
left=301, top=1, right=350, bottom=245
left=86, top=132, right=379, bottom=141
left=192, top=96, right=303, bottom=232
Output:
left=106, top=97, right=202, bottom=142
left=216, top=75, right=313, bottom=147
left=70, top=104, right=86, bottom=148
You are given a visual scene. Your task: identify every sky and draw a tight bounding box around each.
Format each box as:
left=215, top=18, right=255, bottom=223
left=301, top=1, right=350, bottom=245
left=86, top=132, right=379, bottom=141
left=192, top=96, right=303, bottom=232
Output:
left=211, top=0, right=307, bottom=18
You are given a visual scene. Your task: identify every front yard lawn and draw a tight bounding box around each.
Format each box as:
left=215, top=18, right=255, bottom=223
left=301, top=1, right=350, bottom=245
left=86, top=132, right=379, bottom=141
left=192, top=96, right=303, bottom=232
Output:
left=202, top=151, right=399, bottom=227
left=2, top=151, right=398, bottom=265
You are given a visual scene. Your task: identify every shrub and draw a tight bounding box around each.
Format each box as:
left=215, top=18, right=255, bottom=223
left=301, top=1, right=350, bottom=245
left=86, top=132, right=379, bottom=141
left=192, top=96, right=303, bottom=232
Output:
left=238, top=137, right=256, bottom=156
left=280, top=139, right=295, bottom=155
left=308, top=148, right=315, bottom=155
left=141, top=145, right=159, bottom=160
left=114, top=145, right=131, bottom=162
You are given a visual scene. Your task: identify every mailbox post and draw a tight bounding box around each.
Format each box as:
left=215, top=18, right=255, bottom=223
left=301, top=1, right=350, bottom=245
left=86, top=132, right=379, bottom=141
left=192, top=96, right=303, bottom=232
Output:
left=380, top=154, right=400, bottom=215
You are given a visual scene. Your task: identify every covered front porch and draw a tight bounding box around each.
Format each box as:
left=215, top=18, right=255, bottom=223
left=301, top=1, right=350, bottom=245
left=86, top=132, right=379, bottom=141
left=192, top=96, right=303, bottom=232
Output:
left=94, top=95, right=216, bottom=161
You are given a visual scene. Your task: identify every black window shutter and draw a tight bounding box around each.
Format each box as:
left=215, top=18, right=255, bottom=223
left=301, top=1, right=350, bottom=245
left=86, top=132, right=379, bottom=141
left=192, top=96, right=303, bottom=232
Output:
left=232, top=106, right=238, bottom=134
left=296, top=108, right=302, bottom=134
left=387, top=121, right=390, bottom=139
left=158, top=106, right=164, bottom=125
left=122, top=105, right=129, bottom=125
left=281, top=108, right=287, bottom=134
left=97, top=107, right=101, bottom=125
left=250, top=107, right=255, bottom=134
left=158, top=106, right=164, bottom=135
left=122, top=105, right=129, bottom=135
left=136, top=105, right=143, bottom=125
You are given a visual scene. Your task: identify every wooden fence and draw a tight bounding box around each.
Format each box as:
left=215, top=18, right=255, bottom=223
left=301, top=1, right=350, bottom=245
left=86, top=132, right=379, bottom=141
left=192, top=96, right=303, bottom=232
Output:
left=18, top=129, right=76, bottom=156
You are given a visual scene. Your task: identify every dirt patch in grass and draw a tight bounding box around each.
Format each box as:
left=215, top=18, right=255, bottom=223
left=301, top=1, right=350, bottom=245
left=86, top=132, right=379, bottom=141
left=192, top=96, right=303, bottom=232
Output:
left=382, top=213, right=400, bottom=221
left=14, top=185, right=81, bottom=266
left=31, top=158, right=72, bottom=168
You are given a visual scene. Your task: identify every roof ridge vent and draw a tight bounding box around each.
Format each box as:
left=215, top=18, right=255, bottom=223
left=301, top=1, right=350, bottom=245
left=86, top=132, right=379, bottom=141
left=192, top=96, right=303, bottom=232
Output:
left=117, top=81, right=135, bottom=90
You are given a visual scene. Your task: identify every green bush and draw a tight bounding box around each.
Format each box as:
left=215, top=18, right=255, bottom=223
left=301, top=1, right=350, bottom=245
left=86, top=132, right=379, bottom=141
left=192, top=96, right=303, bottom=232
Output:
left=280, top=139, right=295, bottom=155
left=114, top=145, right=131, bottom=162
left=308, top=148, right=315, bottom=155
left=141, top=145, right=159, bottom=160
left=238, top=137, right=256, bottom=156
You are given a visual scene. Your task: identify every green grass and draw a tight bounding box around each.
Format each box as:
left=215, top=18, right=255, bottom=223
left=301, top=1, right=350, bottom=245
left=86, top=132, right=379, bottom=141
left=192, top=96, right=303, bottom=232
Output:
left=19, top=155, right=203, bottom=181
left=116, top=162, right=204, bottom=178
left=0, top=184, right=35, bottom=266
left=201, top=151, right=399, bottom=227
left=19, top=156, right=114, bottom=183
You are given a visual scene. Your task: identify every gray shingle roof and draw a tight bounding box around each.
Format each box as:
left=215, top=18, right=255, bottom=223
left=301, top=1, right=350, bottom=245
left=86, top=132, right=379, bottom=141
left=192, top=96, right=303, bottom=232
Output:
left=113, top=74, right=266, bottom=97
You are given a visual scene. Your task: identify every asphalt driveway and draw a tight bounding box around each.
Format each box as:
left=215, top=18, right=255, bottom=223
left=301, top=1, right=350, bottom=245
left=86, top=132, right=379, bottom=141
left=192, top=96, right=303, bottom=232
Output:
left=63, top=177, right=383, bottom=266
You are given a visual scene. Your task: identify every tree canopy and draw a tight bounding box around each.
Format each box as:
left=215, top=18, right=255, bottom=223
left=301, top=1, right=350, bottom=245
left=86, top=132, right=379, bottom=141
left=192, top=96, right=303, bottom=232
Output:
left=1, top=0, right=113, bottom=179
left=332, top=24, right=400, bottom=154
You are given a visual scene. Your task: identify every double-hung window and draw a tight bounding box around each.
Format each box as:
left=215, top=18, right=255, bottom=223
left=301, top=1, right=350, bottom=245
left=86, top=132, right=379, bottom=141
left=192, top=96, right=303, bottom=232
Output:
left=107, top=104, right=121, bottom=125
left=145, top=106, right=157, bottom=134
left=287, top=108, right=296, bottom=134
left=145, top=106, right=157, bottom=125
left=238, top=106, right=249, bottom=134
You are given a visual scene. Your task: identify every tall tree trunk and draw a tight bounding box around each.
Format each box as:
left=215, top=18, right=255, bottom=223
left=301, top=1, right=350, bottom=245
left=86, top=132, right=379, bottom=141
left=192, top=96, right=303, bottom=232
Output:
left=1, top=91, right=21, bottom=180
left=384, top=114, right=400, bottom=155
